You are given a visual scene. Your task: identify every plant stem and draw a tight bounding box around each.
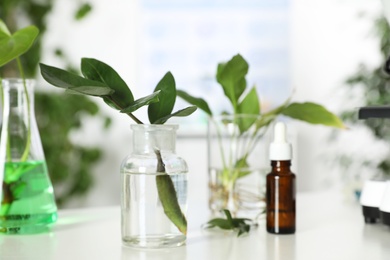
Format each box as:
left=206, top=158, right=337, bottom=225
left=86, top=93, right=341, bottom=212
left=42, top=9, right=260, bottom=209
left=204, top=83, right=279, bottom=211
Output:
left=218, top=116, right=271, bottom=192
left=212, top=118, right=231, bottom=187
left=126, top=112, right=143, bottom=124
left=16, top=57, right=31, bottom=162
left=0, top=79, right=11, bottom=162
left=213, top=118, right=227, bottom=167
left=105, top=96, right=144, bottom=124
left=244, top=123, right=270, bottom=159
left=1, top=59, right=32, bottom=216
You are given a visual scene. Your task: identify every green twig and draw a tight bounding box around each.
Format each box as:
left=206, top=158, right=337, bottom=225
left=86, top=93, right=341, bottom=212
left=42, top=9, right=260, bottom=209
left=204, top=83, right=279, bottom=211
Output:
left=16, top=57, right=31, bottom=162
left=105, top=96, right=143, bottom=124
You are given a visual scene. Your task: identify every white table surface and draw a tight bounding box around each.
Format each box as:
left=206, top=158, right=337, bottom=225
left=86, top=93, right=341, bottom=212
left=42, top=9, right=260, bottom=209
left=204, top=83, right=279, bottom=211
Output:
left=0, top=190, right=389, bottom=260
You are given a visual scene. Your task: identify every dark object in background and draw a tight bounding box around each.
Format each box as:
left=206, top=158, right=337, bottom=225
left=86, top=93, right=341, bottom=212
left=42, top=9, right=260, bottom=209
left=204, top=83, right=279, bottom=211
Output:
left=385, top=55, right=390, bottom=74
left=358, top=106, right=390, bottom=226
left=359, top=179, right=386, bottom=223
left=358, top=106, right=390, bottom=119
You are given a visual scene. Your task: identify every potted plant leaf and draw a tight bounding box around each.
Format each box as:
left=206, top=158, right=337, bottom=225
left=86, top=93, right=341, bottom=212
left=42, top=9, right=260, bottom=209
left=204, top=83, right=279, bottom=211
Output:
left=177, top=54, right=345, bottom=219
left=0, top=20, right=58, bottom=234
left=39, top=59, right=196, bottom=248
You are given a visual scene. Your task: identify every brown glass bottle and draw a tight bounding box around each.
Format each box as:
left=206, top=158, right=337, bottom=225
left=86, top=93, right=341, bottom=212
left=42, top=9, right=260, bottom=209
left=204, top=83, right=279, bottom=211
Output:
left=266, top=160, right=296, bottom=234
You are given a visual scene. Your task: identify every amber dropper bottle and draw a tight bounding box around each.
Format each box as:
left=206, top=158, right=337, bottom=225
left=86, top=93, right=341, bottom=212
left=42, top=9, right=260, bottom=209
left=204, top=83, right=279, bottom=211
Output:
left=266, top=122, right=296, bottom=234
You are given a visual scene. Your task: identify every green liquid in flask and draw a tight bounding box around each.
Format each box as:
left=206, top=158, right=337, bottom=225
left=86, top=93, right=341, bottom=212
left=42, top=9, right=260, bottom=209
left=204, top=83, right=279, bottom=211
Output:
left=0, top=160, right=57, bottom=234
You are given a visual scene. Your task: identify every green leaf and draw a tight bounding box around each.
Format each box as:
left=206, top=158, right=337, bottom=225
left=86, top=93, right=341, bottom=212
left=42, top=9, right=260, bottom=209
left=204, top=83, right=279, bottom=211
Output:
left=255, top=114, right=277, bottom=131
left=67, top=85, right=114, bottom=96
left=206, top=218, right=233, bottom=230
left=223, top=209, right=233, bottom=223
left=281, top=102, right=346, bottom=129
left=120, top=91, right=161, bottom=113
left=156, top=174, right=187, bottom=235
left=238, top=87, right=260, bottom=115
left=205, top=209, right=252, bottom=237
left=256, top=96, right=292, bottom=130
left=75, top=3, right=92, bottom=20
left=153, top=106, right=197, bottom=124
left=0, top=24, right=39, bottom=67
left=216, top=54, right=248, bottom=110
left=148, top=72, right=176, bottom=123
left=177, top=89, right=212, bottom=116
left=235, top=157, right=251, bottom=179
left=40, top=63, right=113, bottom=96
left=4, top=164, right=36, bottom=183
left=155, top=150, right=187, bottom=235
left=0, top=20, right=11, bottom=37
left=64, top=89, right=85, bottom=95
left=12, top=182, right=27, bottom=199
left=237, top=87, right=260, bottom=132
left=237, top=222, right=251, bottom=237
left=0, top=204, right=10, bottom=216
left=231, top=217, right=252, bottom=225
left=81, top=58, right=134, bottom=109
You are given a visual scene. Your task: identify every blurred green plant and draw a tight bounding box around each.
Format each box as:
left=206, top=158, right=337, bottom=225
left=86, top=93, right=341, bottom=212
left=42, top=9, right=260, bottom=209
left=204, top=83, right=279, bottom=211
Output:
left=0, top=1, right=109, bottom=207
left=179, top=54, right=345, bottom=206
left=335, top=16, right=390, bottom=179
left=35, top=93, right=110, bottom=206
left=0, top=0, right=92, bottom=76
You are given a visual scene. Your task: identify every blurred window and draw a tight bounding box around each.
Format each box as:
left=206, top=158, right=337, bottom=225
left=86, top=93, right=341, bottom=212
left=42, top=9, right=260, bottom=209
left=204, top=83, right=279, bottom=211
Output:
left=138, top=0, right=291, bottom=124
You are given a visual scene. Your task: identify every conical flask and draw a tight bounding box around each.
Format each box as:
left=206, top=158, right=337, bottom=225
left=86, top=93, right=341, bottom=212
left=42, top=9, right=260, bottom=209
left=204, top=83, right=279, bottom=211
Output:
left=0, top=78, right=57, bottom=234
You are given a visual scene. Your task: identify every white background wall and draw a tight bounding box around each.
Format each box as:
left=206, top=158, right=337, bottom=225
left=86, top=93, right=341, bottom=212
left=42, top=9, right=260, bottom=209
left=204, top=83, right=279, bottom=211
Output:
left=39, top=0, right=384, bottom=208
left=290, top=0, right=381, bottom=190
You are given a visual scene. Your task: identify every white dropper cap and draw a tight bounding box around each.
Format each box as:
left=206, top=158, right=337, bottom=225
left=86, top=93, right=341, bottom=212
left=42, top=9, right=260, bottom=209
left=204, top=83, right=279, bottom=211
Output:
left=269, top=122, right=292, bottom=161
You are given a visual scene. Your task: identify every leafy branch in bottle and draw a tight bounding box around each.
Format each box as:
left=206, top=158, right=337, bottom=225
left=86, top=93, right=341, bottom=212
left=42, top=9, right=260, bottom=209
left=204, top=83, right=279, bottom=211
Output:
left=40, top=58, right=196, bottom=235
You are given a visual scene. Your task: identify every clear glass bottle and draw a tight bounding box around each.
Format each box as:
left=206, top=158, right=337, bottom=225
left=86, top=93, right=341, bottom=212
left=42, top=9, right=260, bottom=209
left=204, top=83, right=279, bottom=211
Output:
left=0, top=78, right=57, bottom=234
left=121, top=124, right=188, bottom=248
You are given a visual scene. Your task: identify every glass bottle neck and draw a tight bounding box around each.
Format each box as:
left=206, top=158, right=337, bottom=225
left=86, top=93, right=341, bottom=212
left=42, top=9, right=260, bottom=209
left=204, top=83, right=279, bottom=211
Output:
left=131, top=125, right=178, bottom=154
left=270, top=160, right=292, bottom=173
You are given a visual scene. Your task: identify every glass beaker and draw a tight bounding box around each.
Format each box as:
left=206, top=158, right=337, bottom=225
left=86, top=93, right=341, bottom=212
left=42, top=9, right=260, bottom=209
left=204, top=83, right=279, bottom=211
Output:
left=0, top=78, right=57, bottom=234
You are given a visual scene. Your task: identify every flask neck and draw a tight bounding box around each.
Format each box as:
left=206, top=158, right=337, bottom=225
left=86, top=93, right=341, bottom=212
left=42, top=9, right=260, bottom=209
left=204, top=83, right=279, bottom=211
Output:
left=3, top=78, right=35, bottom=119
left=131, top=124, right=178, bottom=154
left=0, top=78, right=43, bottom=161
